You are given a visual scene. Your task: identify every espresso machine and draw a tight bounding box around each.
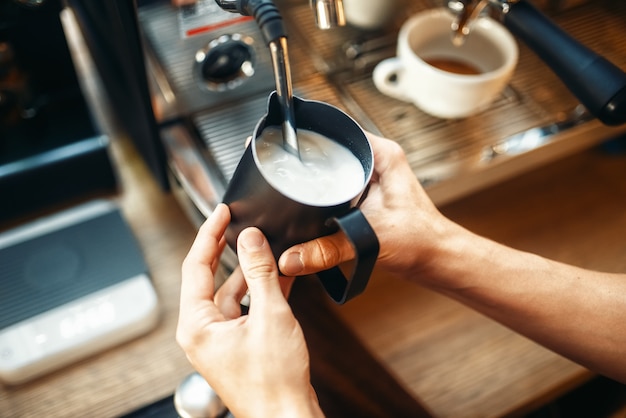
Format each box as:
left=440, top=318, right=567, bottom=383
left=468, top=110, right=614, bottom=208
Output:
left=68, top=0, right=626, bottom=227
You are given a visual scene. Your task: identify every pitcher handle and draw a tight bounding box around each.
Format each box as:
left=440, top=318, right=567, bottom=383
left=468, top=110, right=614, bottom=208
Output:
left=316, top=209, right=379, bottom=304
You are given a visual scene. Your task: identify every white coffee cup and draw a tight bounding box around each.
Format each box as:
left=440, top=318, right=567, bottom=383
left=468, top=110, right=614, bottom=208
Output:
left=343, top=0, right=398, bottom=30
left=372, top=8, right=518, bottom=119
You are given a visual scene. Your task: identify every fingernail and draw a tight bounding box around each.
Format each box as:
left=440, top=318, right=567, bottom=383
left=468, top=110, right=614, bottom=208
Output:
left=281, top=252, right=303, bottom=275
left=239, top=228, right=265, bottom=250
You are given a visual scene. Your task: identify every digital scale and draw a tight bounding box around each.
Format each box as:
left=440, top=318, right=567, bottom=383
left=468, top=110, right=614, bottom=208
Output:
left=0, top=200, right=159, bottom=385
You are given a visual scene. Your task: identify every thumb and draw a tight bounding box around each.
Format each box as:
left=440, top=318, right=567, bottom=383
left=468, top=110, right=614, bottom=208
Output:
left=237, top=228, right=285, bottom=311
left=278, top=231, right=355, bottom=276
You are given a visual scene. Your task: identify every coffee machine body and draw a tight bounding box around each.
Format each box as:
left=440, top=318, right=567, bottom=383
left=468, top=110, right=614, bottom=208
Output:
left=137, top=0, right=276, bottom=118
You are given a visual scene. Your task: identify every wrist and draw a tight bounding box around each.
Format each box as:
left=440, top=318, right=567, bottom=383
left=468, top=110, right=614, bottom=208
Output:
left=275, top=385, right=324, bottom=418
left=233, top=384, right=324, bottom=418
left=418, top=220, right=494, bottom=291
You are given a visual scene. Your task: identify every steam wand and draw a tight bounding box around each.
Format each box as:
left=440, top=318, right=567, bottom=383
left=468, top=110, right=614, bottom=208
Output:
left=215, top=0, right=299, bottom=158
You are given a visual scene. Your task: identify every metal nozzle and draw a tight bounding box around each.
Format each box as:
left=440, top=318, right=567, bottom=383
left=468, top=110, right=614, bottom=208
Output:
left=449, top=0, right=519, bottom=45
left=310, top=0, right=346, bottom=30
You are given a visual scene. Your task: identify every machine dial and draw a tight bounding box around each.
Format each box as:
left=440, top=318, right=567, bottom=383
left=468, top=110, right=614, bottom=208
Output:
left=194, top=33, right=256, bottom=92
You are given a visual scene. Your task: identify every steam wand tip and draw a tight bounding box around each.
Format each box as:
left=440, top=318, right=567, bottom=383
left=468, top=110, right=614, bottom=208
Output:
left=269, top=37, right=300, bottom=159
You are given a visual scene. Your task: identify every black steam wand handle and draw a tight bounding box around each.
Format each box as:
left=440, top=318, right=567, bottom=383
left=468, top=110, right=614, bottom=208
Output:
left=215, top=0, right=300, bottom=156
left=214, top=0, right=287, bottom=44
left=503, top=1, right=626, bottom=126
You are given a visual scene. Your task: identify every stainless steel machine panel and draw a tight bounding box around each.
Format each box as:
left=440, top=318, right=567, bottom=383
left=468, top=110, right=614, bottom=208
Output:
left=138, top=0, right=275, bottom=117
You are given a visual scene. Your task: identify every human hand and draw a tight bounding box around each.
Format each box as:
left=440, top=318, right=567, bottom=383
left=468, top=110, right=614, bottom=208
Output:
left=177, top=204, right=323, bottom=418
left=278, top=132, right=457, bottom=281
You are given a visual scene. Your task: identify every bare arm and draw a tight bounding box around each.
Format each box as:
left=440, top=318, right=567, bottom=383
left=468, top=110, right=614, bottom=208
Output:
left=278, top=133, right=626, bottom=383
left=425, top=220, right=626, bottom=382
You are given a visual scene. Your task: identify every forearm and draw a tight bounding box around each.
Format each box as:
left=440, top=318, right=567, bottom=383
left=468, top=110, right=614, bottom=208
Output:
left=421, top=223, right=626, bottom=383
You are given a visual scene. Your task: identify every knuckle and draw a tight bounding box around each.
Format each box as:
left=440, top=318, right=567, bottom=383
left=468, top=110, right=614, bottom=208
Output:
left=241, top=252, right=277, bottom=278
left=175, top=326, right=193, bottom=351
left=244, top=259, right=277, bottom=278
left=181, top=255, right=193, bottom=275
left=176, top=320, right=209, bottom=356
left=314, top=236, right=343, bottom=267
left=387, top=140, right=406, bottom=160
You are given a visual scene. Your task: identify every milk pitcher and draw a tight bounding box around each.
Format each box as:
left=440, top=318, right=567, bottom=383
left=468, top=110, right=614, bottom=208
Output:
left=222, top=91, right=379, bottom=304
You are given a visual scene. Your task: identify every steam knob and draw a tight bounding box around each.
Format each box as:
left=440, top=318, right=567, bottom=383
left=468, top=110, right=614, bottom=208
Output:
left=174, top=372, right=230, bottom=418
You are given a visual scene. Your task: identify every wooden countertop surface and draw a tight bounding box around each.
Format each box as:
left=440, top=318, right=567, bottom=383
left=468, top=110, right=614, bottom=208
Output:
left=1, top=133, right=625, bottom=417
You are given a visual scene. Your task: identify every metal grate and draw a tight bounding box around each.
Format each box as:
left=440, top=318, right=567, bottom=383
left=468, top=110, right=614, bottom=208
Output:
left=281, top=1, right=626, bottom=182
left=193, top=74, right=346, bottom=184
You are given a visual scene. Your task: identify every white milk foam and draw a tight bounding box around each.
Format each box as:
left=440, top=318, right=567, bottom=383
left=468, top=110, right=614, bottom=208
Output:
left=255, top=126, right=365, bottom=206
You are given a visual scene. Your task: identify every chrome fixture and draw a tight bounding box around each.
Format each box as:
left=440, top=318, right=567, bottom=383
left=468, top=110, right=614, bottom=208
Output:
left=215, top=0, right=346, bottom=30
left=310, top=0, right=346, bottom=29
left=448, top=0, right=520, bottom=45
left=174, top=372, right=230, bottom=418
left=447, top=0, right=625, bottom=126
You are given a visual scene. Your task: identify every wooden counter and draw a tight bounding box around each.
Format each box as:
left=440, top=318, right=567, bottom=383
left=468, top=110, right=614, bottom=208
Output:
left=1, top=133, right=625, bottom=417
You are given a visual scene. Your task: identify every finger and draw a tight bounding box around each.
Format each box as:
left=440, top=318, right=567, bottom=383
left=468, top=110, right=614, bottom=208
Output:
left=366, top=132, right=416, bottom=186
left=215, top=266, right=248, bottom=319
left=177, top=204, right=232, bottom=350
left=237, top=227, right=286, bottom=313
left=278, top=276, right=295, bottom=299
left=180, top=203, right=230, bottom=310
left=366, top=132, right=396, bottom=174
left=278, top=231, right=355, bottom=276
left=210, top=235, right=227, bottom=274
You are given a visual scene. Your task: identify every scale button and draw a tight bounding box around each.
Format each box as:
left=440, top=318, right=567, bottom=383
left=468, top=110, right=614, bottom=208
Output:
left=0, top=326, right=36, bottom=370
left=0, top=346, right=13, bottom=361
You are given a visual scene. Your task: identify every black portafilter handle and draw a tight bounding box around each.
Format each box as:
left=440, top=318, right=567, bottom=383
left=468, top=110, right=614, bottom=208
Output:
left=503, top=1, right=626, bottom=126
left=214, top=0, right=287, bottom=44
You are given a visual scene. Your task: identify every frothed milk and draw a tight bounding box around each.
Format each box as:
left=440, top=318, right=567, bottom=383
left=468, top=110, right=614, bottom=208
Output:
left=255, top=126, right=365, bottom=206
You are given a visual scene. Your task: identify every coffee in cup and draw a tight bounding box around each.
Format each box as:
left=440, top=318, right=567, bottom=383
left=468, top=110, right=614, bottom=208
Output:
left=373, top=8, right=518, bottom=119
